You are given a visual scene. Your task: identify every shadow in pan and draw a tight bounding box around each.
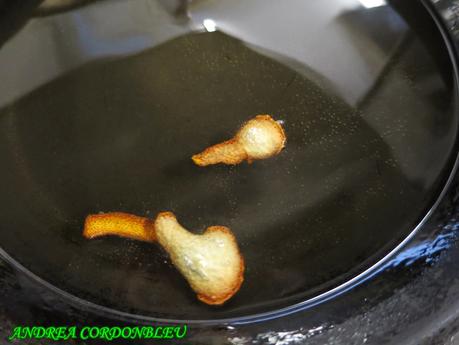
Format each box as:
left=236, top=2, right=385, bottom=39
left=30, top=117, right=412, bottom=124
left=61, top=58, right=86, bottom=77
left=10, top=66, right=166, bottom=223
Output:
left=0, top=1, right=43, bottom=48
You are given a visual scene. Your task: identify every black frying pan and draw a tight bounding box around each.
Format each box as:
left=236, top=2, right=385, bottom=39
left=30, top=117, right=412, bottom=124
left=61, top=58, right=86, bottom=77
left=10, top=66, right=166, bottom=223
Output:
left=0, top=0, right=457, bottom=322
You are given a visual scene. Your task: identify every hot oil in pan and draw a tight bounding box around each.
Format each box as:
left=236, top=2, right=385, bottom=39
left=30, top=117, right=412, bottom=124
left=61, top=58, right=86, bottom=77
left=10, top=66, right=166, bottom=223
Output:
left=0, top=31, right=455, bottom=319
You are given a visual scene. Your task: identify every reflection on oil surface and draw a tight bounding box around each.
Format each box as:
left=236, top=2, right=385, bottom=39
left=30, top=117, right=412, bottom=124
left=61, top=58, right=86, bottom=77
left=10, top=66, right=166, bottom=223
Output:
left=0, top=0, right=456, bottom=320
left=0, top=0, right=409, bottom=106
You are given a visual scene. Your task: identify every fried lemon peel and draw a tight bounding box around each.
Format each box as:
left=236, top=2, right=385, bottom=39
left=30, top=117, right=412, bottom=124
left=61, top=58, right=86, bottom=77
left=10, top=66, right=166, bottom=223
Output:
left=192, top=114, right=286, bottom=166
left=83, top=211, right=244, bottom=305
left=83, top=212, right=156, bottom=242
left=154, top=212, right=244, bottom=305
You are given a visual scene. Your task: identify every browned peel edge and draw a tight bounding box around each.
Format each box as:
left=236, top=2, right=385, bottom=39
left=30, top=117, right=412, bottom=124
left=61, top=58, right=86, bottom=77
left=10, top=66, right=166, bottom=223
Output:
left=155, top=211, right=177, bottom=223
left=197, top=257, right=245, bottom=305
left=192, top=138, right=247, bottom=166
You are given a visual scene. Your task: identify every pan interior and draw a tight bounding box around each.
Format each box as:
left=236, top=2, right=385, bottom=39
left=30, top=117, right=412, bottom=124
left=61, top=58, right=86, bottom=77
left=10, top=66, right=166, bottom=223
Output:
left=0, top=0, right=456, bottom=319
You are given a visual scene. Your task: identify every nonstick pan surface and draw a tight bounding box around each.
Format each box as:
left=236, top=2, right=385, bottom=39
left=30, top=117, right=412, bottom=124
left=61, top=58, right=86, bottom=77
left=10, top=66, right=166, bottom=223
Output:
left=0, top=0, right=457, bottom=321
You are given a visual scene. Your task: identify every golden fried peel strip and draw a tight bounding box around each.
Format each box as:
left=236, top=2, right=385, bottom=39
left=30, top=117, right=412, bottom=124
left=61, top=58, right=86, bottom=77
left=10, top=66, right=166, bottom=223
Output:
left=83, top=212, right=156, bottom=242
left=83, top=212, right=244, bottom=305
left=154, top=212, right=244, bottom=305
left=192, top=139, right=247, bottom=166
left=192, top=114, right=286, bottom=166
